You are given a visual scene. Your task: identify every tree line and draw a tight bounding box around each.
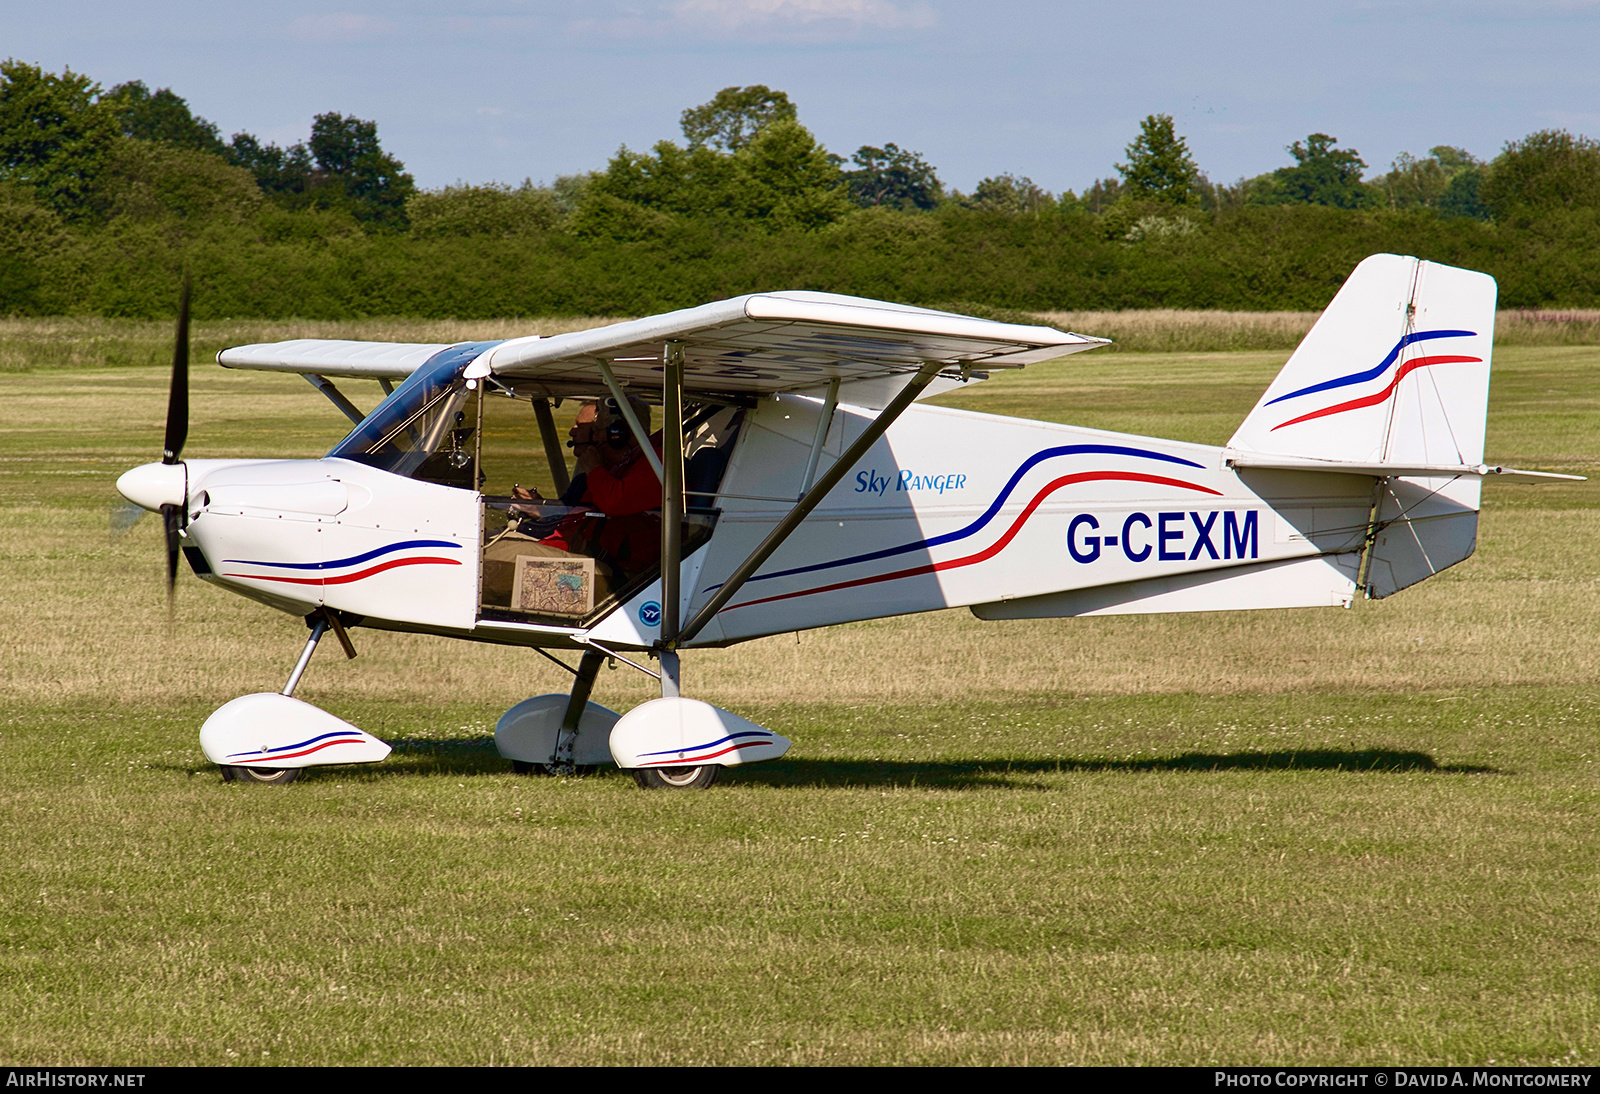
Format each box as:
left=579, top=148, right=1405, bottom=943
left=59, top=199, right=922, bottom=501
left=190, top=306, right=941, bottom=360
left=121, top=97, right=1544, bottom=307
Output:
left=2, top=61, right=1599, bottom=318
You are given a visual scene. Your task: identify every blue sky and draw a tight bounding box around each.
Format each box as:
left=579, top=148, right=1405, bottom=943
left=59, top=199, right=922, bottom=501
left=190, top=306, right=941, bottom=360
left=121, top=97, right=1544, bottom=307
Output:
left=9, top=1, right=1598, bottom=194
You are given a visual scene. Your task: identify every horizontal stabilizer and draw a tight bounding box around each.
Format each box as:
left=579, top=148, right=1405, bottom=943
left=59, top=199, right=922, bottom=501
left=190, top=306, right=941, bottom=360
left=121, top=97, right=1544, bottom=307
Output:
left=1226, top=454, right=1585, bottom=481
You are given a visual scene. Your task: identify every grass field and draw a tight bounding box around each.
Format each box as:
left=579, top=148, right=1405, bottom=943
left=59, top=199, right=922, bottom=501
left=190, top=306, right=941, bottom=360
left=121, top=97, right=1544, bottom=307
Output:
left=1, top=323, right=1596, bottom=1065
left=4, top=307, right=1600, bottom=373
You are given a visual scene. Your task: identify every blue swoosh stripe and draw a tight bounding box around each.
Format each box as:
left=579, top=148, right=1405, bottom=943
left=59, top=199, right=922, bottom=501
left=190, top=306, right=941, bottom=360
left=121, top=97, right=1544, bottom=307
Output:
left=721, top=444, right=1205, bottom=589
left=1265, top=329, right=1476, bottom=406
left=638, top=730, right=773, bottom=758
left=225, top=730, right=360, bottom=758
left=223, top=538, right=461, bottom=571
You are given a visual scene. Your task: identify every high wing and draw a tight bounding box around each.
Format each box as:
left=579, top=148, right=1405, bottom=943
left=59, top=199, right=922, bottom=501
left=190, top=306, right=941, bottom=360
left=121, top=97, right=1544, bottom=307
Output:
left=218, top=291, right=1109, bottom=395
left=472, top=291, right=1106, bottom=396
left=218, top=340, right=452, bottom=379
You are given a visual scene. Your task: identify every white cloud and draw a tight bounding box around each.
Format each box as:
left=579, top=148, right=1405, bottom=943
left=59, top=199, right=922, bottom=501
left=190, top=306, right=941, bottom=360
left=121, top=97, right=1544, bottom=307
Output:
left=568, top=0, right=937, bottom=41
left=287, top=13, right=397, bottom=43
left=669, top=0, right=937, bottom=32
left=565, top=14, right=669, bottom=39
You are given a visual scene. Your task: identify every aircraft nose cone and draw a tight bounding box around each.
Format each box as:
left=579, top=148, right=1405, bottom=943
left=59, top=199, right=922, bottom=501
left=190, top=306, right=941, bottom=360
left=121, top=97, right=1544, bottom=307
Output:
left=117, top=462, right=187, bottom=511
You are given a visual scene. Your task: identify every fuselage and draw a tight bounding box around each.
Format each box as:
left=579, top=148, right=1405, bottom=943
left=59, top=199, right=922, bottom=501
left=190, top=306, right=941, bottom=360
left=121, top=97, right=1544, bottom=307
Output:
left=123, top=393, right=1408, bottom=652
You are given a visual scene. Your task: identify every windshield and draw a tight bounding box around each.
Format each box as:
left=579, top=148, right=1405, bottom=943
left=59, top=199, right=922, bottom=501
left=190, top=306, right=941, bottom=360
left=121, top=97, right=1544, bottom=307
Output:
left=327, top=341, right=502, bottom=480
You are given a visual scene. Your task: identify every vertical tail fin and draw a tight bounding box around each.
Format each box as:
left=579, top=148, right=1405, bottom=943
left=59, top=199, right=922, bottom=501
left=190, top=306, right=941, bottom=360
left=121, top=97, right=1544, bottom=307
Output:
left=1227, top=254, right=1496, bottom=468
left=1227, top=254, right=1499, bottom=599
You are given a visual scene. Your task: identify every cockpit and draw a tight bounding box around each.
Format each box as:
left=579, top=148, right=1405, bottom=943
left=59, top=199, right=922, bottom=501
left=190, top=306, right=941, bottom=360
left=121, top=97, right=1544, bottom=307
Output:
left=327, top=343, right=744, bottom=628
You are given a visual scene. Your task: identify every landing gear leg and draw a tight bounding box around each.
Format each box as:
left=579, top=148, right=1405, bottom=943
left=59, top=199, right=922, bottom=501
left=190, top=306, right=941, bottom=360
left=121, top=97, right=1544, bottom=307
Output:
left=282, top=614, right=329, bottom=697
left=659, top=649, right=680, bottom=699
left=544, top=651, right=605, bottom=776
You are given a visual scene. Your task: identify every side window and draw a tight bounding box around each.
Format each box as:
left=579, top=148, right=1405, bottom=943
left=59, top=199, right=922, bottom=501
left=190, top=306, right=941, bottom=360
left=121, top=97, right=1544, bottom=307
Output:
left=476, top=387, right=561, bottom=498
left=685, top=405, right=742, bottom=502
left=477, top=396, right=744, bottom=626
left=327, top=341, right=499, bottom=485
left=334, top=380, right=473, bottom=485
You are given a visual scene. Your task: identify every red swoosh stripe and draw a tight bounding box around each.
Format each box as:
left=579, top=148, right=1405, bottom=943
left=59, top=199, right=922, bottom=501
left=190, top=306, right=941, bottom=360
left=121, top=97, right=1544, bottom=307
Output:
left=640, top=739, right=774, bottom=766
left=223, top=555, right=461, bottom=586
left=722, top=470, right=1221, bottom=613
left=1272, top=355, right=1481, bottom=431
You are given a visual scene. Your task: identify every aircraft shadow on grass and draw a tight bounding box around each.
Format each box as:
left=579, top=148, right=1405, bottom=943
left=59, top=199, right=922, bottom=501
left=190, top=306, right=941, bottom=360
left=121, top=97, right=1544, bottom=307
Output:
left=735, top=751, right=1501, bottom=789
left=288, top=740, right=1499, bottom=788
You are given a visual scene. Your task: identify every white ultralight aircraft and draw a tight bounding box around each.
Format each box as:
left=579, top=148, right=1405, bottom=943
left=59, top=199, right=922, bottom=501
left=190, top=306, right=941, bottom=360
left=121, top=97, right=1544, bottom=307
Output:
left=116, top=253, right=1576, bottom=788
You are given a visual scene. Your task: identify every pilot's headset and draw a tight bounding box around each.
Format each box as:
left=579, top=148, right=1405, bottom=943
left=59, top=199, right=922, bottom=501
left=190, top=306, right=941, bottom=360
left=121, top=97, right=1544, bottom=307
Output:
left=601, top=397, right=650, bottom=450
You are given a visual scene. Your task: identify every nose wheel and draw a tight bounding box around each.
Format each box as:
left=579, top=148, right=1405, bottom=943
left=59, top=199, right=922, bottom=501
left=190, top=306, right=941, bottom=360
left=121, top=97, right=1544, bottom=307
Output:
left=221, top=765, right=301, bottom=785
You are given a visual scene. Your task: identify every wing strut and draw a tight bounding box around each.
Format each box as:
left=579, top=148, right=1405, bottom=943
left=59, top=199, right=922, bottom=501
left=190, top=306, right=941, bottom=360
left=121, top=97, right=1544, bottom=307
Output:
left=598, top=359, right=665, bottom=481
left=670, top=361, right=945, bottom=649
left=301, top=373, right=366, bottom=426
left=659, top=341, right=686, bottom=697
left=798, top=378, right=840, bottom=498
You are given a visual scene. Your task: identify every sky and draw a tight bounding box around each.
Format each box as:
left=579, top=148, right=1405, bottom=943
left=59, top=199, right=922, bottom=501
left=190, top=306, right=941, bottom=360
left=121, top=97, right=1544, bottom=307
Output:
left=7, top=1, right=1599, bottom=195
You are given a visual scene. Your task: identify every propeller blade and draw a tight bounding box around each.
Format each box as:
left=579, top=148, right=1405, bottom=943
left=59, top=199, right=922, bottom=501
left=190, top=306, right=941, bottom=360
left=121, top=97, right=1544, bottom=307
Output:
left=162, top=277, right=190, bottom=465
left=162, top=503, right=182, bottom=607
left=110, top=499, right=146, bottom=537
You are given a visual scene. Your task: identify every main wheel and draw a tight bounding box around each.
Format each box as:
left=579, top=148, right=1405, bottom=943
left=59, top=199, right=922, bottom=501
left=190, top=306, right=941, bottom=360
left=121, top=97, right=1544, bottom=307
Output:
left=632, top=765, right=718, bottom=790
left=511, top=761, right=596, bottom=776
left=221, top=765, right=301, bottom=785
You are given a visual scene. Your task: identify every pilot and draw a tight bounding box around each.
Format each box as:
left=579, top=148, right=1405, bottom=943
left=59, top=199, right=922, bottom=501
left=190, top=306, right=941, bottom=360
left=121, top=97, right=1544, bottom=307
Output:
left=509, top=396, right=663, bottom=574
left=535, top=396, right=660, bottom=518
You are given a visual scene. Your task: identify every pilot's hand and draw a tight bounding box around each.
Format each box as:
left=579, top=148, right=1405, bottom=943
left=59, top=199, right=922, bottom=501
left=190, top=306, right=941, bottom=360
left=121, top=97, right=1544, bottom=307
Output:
left=568, top=403, right=605, bottom=474
left=509, top=483, right=547, bottom=516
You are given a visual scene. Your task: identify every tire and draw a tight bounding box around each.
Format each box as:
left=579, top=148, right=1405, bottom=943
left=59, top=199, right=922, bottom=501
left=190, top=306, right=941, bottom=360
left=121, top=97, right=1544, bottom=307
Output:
left=632, top=765, right=718, bottom=790
left=221, top=765, right=301, bottom=785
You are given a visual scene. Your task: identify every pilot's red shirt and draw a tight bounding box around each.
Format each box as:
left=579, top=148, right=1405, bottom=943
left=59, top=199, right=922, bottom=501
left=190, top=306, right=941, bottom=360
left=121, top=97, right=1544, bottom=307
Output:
left=581, top=444, right=661, bottom=515
left=541, top=440, right=663, bottom=572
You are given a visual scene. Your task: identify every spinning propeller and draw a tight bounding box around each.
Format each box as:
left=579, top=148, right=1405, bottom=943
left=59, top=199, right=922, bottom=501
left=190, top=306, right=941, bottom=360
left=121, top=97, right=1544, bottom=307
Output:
left=113, top=279, right=191, bottom=607
left=160, top=279, right=190, bottom=603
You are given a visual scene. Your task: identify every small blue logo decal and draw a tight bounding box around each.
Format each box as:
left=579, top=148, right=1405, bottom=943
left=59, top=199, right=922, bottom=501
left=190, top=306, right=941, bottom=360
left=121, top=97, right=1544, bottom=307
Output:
left=638, top=600, right=662, bottom=627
